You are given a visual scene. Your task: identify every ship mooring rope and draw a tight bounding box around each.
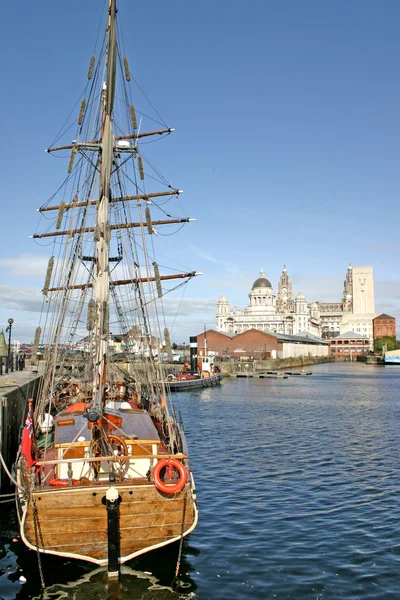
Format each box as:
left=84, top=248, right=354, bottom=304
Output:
left=172, top=487, right=188, bottom=586
left=32, top=497, right=46, bottom=589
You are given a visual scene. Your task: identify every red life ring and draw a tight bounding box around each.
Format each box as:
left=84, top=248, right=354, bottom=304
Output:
left=49, top=478, right=80, bottom=487
left=152, top=458, right=187, bottom=494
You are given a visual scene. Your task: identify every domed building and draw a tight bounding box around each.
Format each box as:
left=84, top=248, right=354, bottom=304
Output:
left=216, top=267, right=321, bottom=336
left=245, top=268, right=276, bottom=315
left=216, top=264, right=377, bottom=349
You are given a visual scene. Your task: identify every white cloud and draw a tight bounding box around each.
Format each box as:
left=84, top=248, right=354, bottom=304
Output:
left=188, top=245, right=239, bottom=274
left=0, top=283, right=217, bottom=343
left=0, top=254, right=48, bottom=279
left=0, top=285, right=44, bottom=312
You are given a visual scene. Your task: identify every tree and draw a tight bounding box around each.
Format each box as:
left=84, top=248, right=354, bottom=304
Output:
left=172, top=343, right=178, bottom=350
left=374, top=337, right=396, bottom=354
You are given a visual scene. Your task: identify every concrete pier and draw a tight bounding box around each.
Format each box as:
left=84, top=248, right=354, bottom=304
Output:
left=236, top=371, right=289, bottom=379
left=0, top=368, right=42, bottom=492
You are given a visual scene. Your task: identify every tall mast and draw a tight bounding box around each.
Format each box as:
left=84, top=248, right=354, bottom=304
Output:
left=93, top=0, right=117, bottom=409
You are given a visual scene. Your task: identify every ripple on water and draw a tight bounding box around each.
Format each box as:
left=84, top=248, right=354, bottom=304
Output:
left=2, top=363, right=400, bottom=599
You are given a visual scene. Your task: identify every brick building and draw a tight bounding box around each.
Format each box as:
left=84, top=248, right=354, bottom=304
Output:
left=197, top=329, right=278, bottom=359
left=373, top=313, right=396, bottom=340
left=195, top=329, right=329, bottom=360
left=329, top=331, right=370, bottom=357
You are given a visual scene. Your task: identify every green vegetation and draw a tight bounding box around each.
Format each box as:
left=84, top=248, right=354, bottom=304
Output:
left=374, top=337, right=397, bottom=354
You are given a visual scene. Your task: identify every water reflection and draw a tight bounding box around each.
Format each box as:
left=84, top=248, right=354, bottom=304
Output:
left=0, top=509, right=196, bottom=600
left=2, top=363, right=400, bottom=599
left=32, top=566, right=195, bottom=600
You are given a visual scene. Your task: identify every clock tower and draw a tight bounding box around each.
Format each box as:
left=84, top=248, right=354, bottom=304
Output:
left=277, top=266, right=293, bottom=312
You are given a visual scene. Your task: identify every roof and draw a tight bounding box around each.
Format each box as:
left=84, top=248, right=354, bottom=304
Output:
left=252, top=268, right=272, bottom=290
left=331, top=331, right=367, bottom=340
left=296, top=331, right=328, bottom=343
left=196, top=328, right=329, bottom=345
left=273, top=332, right=329, bottom=345
left=374, top=313, right=395, bottom=320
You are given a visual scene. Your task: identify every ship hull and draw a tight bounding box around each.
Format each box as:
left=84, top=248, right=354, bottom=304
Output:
left=18, top=482, right=198, bottom=565
left=165, top=373, right=222, bottom=392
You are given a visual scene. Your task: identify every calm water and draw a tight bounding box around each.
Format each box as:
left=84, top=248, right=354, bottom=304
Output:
left=1, top=362, right=400, bottom=600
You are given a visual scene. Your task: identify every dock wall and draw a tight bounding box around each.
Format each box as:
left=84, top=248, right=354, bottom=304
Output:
left=0, top=371, right=42, bottom=492
left=220, top=355, right=335, bottom=376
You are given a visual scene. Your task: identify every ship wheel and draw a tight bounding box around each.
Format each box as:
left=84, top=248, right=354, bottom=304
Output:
left=107, top=434, right=129, bottom=466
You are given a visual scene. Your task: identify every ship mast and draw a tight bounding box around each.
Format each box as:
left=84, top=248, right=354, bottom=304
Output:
left=93, top=0, right=117, bottom=409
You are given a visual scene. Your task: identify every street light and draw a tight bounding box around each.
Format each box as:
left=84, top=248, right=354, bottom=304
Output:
left=6, top=318, right=14, bottom=374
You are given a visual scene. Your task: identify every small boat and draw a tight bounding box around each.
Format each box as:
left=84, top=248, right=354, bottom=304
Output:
left=259, top=372, right=288, bottom=379
left=284, top=371, right=312, bottom=376
left=384, top=350, right=400, bottom=365
left=165, top=356, right=222, bottom=391
left=16, top=0, right=199, bottom=578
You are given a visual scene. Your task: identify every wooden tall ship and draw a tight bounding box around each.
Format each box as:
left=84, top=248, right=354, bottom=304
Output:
left=16, top=0, right=198, bottom=576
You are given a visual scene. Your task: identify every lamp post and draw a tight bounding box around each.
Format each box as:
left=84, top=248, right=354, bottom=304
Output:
left=6, top=318, right=14, bottom=374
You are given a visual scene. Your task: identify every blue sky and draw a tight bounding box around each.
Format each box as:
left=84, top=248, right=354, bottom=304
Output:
left=0, top=0, right=399, bottom=342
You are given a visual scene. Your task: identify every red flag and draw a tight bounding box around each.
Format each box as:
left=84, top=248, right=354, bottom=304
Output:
left=21, top=409, right=36, bottom=468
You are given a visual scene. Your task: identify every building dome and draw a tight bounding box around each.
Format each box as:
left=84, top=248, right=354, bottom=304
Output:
left=252, top=268, right=272, bottom=290
left=218, top=294, right=228, bottom=302
left=296, top=291, right=306, bottom=300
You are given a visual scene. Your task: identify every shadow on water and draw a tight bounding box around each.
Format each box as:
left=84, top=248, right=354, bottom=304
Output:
left=3, top=363, right=400, bottom=599
left=0, top=507, right=197, bottom=600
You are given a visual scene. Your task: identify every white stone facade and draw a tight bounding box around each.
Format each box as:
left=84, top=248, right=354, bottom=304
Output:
left=216, top=265, right=376, bottom=343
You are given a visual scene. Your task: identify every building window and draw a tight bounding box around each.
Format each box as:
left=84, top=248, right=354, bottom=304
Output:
left=344, top=341, right=349, bottom=344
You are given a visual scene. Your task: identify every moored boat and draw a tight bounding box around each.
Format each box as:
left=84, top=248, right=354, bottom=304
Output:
left=16, top=0, right=199, bottom=577
left=165, top=353, right=222, bottom=391
left=384, top=350, right=400, bottom=365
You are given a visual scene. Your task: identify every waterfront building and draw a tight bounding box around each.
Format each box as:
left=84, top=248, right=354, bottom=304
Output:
left=196, top=329, right=329, bottom=360
left=329, top=332, right=370, bottom=357
left=217, top=264, right=377, bottom=348
left=373, top=313, right=396, bottom=340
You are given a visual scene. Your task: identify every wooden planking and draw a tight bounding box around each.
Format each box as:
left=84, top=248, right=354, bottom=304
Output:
left=25, top=498, right=189, bottom=519
left=128, top=444, right=154, bottom=456
left=32, top=485, right=187, bottom=506
left=30, top=536, right=183, bottom=560
left=25, top=510, right=194, bottom=534
left=25, top=521, right=193, bottom=550
left=24, top=483, right=196, bottom=562
left=62, top=447, right=85, bottom=459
